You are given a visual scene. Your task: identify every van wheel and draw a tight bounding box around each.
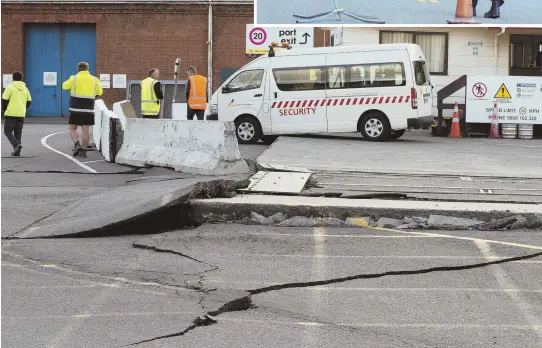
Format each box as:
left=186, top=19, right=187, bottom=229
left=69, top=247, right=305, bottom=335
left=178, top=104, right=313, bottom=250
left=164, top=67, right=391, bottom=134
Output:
left=360, top=113, right=391, bottom=142
left=235, top=116, right=262, bottom=144
left=391, top=129, right=406, bottom=140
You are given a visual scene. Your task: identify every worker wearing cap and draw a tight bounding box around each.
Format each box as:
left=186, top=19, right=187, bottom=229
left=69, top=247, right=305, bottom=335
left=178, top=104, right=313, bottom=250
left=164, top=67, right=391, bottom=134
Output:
left=62, top=61, right=103, bottom=158
left=185, top=66, right=208, bottom=120
left=2, top=71, right=32, bottom=157
left=140, top=68, right=164, bottom=118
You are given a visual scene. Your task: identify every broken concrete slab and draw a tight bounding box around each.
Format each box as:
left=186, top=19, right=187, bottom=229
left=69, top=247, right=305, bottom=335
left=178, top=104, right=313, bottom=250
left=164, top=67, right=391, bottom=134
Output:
left=427, top=214, right=483, bottom=230
left=14, top=176, right=249, bottom=239
left=377, top=217, right=403, bottom=228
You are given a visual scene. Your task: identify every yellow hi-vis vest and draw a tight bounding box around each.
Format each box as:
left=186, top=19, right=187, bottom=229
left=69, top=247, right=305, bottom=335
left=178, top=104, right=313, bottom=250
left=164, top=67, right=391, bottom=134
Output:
left=141, top=77, right=160, bottom=116
left=2, top=81, right=32, bottom=117
left=188, top=74, right=208, bottom=111
left=62, top=71, right=103, bottom=114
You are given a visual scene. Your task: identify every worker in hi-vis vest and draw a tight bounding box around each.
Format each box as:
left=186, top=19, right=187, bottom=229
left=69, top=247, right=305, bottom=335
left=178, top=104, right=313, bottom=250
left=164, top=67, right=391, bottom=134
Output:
left=140, top=68, right=163, bottom=118
left=2, top=71, right=32, bottom=157
left=185, top=66, right=208, bottom=120
left=62, top=61, right=103, bottom=158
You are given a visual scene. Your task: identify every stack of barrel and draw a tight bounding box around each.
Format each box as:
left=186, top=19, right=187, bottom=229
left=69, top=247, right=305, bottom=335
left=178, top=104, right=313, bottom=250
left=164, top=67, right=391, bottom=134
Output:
left=501, top=124, right=534, bottom=140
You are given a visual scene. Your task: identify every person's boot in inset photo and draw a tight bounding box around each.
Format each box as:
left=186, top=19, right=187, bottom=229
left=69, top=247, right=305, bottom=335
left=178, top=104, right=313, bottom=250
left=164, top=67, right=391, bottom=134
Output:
left=484, top=0, right=502, bottom=18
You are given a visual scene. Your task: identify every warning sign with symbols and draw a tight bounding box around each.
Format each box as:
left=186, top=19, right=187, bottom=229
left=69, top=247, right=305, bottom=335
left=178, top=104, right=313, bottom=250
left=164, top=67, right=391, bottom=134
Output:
left=466, top=76, right=542, bottom=125
left=494, top=83, right=511, bottom=99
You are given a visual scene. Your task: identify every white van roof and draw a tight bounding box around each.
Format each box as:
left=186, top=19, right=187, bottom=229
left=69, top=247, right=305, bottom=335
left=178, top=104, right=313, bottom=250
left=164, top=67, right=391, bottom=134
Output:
left=273, top=43, right=424, bottom=59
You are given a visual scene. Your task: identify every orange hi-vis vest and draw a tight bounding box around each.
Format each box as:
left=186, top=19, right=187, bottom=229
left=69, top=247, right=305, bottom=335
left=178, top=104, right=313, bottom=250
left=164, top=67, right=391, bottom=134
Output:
left=188, top=74, right=208, bottom=110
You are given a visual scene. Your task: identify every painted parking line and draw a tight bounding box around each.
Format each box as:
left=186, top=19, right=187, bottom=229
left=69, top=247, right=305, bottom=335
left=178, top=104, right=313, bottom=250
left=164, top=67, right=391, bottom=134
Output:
left=40, top=132, right=98, bottom=174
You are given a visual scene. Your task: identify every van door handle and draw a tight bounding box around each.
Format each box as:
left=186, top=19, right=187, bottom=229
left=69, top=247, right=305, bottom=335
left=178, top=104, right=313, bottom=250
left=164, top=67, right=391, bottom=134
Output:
left=274, top=92, right=278, bottom=98
left=254, top=93, right=263, bottom=97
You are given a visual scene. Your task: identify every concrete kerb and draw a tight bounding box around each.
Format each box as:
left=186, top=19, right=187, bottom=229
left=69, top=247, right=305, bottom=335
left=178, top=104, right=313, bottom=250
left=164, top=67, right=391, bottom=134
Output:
left=115, top=119, right=250, bottom=176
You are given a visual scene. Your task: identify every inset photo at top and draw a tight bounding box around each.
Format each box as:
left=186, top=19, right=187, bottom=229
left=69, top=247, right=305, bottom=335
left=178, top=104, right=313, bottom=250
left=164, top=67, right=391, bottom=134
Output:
left=256, top=0, right=542, bottom=25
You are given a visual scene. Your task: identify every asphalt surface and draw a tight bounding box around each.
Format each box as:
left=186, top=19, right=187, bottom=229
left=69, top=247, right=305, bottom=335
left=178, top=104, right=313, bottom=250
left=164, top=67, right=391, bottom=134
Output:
left=3, top=224, right=541, bottom=347
left=256, top=0, right=542, bottom=24
left=257, top=132, right=542, bottom=203
left=2, top=123, right=542, bottom=347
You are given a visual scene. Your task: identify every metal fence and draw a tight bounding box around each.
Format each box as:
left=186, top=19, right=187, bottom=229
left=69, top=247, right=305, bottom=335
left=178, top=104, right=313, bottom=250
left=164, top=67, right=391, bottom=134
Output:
left=126, top=80, right=188, bottom=119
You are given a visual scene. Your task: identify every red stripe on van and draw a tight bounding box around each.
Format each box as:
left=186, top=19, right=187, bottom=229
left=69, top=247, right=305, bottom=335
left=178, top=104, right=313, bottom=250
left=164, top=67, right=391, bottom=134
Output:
left=346, top=99, right=351, bottom=105
left=276, top=101, right=283, bottom=108
left=379, top=97, right=384, bottom=104
left=289, top=101, right=296, bottom=107
left=358, top=98, right=364, bottom=104
left=340, top=99, right=345, bottom=106
left=352, top=98, right=358, bottom=104
left=392, top=96, right=397, bottom=103
left=398, top=96, right=404, bottom=103
left=385, top=97, right=390, bottom=104
left=271, top=102, right=276, bottom=108
left=320, top=99, right=326, bottom=106
left=326, top=99, right=332, bottom=106
left=296, top=100, right=302, bottom=107
left=365, top=98, right=370, bottom=104
left=405, top=96, right=410, bottom=103
left=307, top=100, right=314, bottom=107
left=302, top=100, right=307, bottom=107
left=372, top=97, right=377, bottom=104
left=333, top=99, right=339, bottom=106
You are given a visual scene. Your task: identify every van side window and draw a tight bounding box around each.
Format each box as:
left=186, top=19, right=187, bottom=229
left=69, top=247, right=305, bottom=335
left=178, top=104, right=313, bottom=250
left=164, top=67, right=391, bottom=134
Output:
left=273, top=68, right=325, bottom=91
left=327, top=66, right=346, bottom=89
left=224, top=69, right=265, bottom=93
left=351, top=63, right=406, bottom=88
left=413, top=61, right=429, bottom=86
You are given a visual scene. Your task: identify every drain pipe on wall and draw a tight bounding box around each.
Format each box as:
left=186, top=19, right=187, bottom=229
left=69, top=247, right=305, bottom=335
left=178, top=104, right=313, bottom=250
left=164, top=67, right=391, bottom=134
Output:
left=207, top=0, right=213, bottom=97
left=494, top=27, right=506, bottom=75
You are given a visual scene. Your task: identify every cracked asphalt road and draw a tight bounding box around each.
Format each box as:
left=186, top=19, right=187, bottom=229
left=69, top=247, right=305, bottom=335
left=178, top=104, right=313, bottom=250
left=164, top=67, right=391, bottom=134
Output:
left=2, top=123, right=542, bottom=347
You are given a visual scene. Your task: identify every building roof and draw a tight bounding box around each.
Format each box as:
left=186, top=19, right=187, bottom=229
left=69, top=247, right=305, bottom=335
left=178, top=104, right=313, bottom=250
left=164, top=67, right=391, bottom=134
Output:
left=1, top=0, right=253, bottom=4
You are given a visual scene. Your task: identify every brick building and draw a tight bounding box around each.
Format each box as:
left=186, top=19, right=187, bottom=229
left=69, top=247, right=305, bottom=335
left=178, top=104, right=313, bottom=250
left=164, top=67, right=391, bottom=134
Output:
left=1, top=0, right=328, bottom=116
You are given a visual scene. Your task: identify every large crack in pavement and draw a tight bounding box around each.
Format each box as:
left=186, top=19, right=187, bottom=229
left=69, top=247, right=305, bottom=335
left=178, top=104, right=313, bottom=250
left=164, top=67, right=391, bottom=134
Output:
left=127, top=240, right=542, bottom=346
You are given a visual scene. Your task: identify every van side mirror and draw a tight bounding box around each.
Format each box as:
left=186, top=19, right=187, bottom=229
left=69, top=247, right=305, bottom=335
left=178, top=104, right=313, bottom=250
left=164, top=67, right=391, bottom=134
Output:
left=222, top=86, right=231, bottom=94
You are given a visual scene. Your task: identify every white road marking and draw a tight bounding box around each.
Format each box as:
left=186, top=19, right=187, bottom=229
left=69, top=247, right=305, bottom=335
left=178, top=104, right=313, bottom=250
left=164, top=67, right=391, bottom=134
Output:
left=479, top=189, right=493, bottom=194
left=474, top=239, right=542, bottom=339
left=249, top=232, right=433, bottom=238
left=220, top=317, right=541, bottom=330
left=81, top=159, right=105, bottom=164
left=460, top=177, right=473, bottom=181
left=373, top=227, right=542, bottom=251
left=40, top=132, right=98, bottom=174
left=2, top=310, right=202, bottom=321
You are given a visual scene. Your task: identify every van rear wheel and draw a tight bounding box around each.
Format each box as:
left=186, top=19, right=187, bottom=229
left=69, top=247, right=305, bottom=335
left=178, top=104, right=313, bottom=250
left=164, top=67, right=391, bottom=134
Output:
left=235, top=116, right=262, bottom=144
left=360, top=113, right=391, bottom=142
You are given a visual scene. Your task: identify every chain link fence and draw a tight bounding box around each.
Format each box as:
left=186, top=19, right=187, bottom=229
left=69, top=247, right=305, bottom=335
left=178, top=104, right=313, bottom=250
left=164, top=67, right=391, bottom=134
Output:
left=126, top=80, right=188, bottom=119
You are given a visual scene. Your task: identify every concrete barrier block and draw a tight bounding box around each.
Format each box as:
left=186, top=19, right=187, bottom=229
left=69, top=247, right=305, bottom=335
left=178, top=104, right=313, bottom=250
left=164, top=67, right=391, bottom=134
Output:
left=115, top=119, right=249, bottom=175
left=101, top=110, right=119, bottom=162
left=112, top=100, right=135, bottom=130
left=172, top=103, right=188, bottom=120
left=93, top=99, right=107, bottom=151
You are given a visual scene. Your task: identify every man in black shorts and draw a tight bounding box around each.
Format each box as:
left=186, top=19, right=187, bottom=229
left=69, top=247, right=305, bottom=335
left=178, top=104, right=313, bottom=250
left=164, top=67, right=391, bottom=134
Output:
left=62, top=62, right=103, bottom=158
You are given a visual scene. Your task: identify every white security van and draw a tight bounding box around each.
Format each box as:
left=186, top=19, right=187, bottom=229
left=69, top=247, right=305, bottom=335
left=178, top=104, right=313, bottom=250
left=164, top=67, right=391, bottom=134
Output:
left=206, top=44, right=434, bottom=143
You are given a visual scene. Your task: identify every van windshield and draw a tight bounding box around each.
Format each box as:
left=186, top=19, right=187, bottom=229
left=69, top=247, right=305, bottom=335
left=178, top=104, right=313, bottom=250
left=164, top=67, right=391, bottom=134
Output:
left=414, top=61, right=429, bottom=86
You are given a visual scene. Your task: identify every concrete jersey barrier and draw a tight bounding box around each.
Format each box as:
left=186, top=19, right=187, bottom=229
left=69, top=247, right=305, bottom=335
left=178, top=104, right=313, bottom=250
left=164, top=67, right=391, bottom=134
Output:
left=93, top=99, right=108, bottom=150
left=115, top=119, right=250, bottom=175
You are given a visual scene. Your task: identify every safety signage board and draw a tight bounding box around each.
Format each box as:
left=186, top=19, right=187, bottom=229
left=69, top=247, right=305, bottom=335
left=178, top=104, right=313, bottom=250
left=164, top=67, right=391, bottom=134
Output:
left=466, top=76, right=542, bottom=125
left=246, top=25, right=314, bottom=55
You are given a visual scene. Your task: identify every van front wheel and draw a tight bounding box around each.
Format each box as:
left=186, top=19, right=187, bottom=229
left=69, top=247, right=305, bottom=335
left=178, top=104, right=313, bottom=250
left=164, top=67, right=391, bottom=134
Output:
left=360, top=113, right=391, bottom=142
left=235, top=116, right=262, bottom=144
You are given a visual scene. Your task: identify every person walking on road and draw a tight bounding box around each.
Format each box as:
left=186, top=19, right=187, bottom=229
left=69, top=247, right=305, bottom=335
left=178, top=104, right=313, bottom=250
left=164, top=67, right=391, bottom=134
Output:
left=2, top=71, right=32, bottom=157
left=185, top=66, right=208, bottom=121
left=140, top=68, right=163, bottom=119
left=62, top=61, right=103, bottom=158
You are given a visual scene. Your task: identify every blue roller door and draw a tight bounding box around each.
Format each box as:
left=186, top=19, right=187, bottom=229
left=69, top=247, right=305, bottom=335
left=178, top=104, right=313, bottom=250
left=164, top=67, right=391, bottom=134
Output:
left=24, top=25, right=62, bottom=116
left=24, top=24, right=96, bottom=117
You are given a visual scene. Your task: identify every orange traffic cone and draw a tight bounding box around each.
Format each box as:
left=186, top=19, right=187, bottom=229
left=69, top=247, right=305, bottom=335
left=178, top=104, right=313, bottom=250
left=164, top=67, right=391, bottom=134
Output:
left=449, top=103, right=462, bottom=138
left=447, top=0, right=481, bottom=24
left=489, top=103, right=500, bottom=139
